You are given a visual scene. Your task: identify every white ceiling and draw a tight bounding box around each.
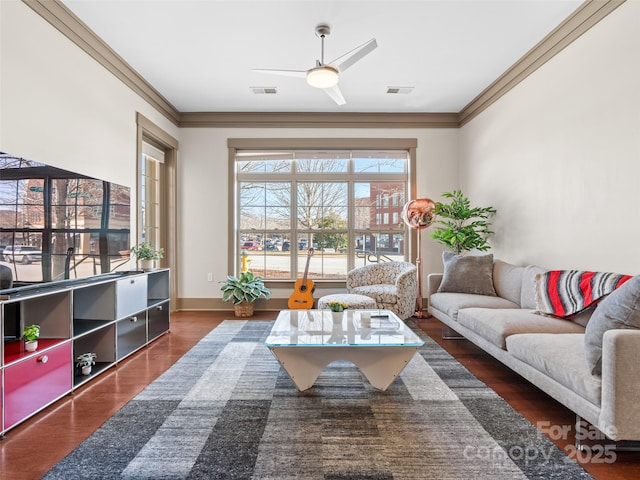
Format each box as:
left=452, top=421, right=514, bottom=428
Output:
left=60, top=0, right=583, bottom=114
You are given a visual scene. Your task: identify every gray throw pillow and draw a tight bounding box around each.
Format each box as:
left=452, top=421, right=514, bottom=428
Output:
left=584, top=275, right=640, bottom=376
left=437, top=252, right=497, bottom=296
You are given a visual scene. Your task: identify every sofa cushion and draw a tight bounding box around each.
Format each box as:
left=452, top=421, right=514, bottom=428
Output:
left=521, top=265, right=545, bottom=309
left=493, top=260, right=524, bottom=305
left=429, top=293, right=518, bottom=321
left=506, top=333, right=601, bottom=406
left=569, top=306, right=595, bottom=328
left=457, top=308, right=585, bottom=349
left=585, top=275, right=640, bottom=376
left=438, top=252, right=497, bottom=296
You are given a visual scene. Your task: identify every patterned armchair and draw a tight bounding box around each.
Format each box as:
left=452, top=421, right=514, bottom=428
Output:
left=346, top=261, right=417, bottom=319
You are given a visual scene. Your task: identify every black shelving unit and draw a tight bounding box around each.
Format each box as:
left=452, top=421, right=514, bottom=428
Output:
left=1, top=269, right=170, bottom=435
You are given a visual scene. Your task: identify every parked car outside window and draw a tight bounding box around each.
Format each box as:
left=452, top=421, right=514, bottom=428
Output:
left=263, top=240, right=279, bottom=251
left=3, top=245, right=42, bottom=264
left=241, top=241, right=262, bottom=251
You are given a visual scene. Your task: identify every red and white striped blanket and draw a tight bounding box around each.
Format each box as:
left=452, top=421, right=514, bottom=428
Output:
left=535, top=270, right=632, bottom=318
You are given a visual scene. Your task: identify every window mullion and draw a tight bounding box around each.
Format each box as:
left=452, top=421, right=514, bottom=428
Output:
left=290, top=177, right=298, bottom=278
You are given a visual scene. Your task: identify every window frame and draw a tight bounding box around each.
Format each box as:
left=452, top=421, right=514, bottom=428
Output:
left=136, top=113, right=179, bottom=306
left=228, top=138, right=418, bottom=287
left=139, top=142, right=163, bottom=248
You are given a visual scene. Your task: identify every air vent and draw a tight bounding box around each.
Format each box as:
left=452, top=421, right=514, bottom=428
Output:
left=251, top=87, right=278, bottom=95
left=386, top=87, right=414, bottom=95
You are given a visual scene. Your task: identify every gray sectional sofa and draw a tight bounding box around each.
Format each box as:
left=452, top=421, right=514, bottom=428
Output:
left=428, top=258, right=640, bottom=442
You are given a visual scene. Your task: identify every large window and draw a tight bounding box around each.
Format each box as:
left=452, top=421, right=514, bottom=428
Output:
left=234, top=145, right=412, bottom=281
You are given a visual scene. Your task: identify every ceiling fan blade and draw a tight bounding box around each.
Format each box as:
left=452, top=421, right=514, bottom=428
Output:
left=252, top=69, right=307, bottom=79
left=328, top=38, right=377, bottom=73
left=323, top=85, right=346, bottom=106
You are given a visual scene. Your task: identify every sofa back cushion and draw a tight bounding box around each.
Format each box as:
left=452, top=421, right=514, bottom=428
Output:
left=493, top=260, right=525, bottom=305
left=521, top=265, right=545, bottom=309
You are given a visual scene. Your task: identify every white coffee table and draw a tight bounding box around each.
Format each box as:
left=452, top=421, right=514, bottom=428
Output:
left=265, top=309, right=424, bottom=391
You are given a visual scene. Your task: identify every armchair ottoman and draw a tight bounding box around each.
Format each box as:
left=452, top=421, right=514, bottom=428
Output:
left=317, top=293, right=377, bottom=310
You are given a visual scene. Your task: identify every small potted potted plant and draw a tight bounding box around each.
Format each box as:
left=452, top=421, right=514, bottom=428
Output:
left=220, top=271, right=271, bottom=317
left=327, top=301, right=348, bottom=312
left=327, top=301, right=348, bottom=322
left=22, top=324, right=40, bottom=352
left=130, top=241, right=164, bottom=271
left=76, top=352, right=97, bottom=375
left=326, top=301, right=347, bottom=342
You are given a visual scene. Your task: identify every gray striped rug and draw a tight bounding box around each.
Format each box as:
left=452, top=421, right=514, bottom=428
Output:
left=44, top=320, right=592, bottom=479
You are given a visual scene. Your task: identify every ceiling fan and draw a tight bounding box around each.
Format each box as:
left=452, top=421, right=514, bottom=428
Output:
left=253, top=24, right=377, bottom=105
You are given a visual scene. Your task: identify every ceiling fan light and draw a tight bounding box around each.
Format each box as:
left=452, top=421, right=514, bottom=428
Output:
left=306, top=66, right=339, bottom=89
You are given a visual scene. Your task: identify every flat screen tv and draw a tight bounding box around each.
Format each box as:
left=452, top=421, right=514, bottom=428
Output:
left=0, top=152, right=131, bottom=287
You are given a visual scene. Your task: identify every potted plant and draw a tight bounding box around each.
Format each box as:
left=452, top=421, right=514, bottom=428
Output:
left=130, top=241, right=164, bottom=271
left=22, top=324, right=40, bottom=352
left=326, top=301, right=347, bottom=342
left=220, top=271, right=271, bottom=317
left=76, top=352, right=97, bottom=375
left=430, top=190, right=496, bottom=255
left=327, top=301, right=348, bottom=312
left=327, top=300, right=348, bottom=324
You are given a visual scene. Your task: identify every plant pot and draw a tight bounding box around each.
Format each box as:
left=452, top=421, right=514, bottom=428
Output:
left=140, top=259, right=155, bottom=271
left=331, top=311, right=345, bottom=325
left=25, top=340, right=38, bottom=352
left=234, top=301, right=254, bottom=318
left=328, top=311, right=345, bottom=344
left=359, top=311, right=372, bottom=340
left=81, top=366, right=92, bottom=376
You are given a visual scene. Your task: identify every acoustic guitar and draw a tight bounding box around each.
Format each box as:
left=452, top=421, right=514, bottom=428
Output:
left=288, top=248, right=315, bottom=309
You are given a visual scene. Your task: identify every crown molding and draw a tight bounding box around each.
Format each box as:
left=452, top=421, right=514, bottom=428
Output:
left=23, top=0, right=623, bottom=130
left=459, top=0, right=626, bottom=126
left=227, top=138, right=417, bottom=149
left=22, top=0, right=181, bottom=126
left=179, top=112, right=459, bottom=129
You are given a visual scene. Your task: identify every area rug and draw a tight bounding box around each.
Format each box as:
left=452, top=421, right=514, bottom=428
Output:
left=44, top=320, right=592, bottom=480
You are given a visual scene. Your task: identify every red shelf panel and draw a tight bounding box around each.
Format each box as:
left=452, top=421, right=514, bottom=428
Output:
left=3, top=342, right=73, bottom=429
left=3, top=338, right=69, bottom=365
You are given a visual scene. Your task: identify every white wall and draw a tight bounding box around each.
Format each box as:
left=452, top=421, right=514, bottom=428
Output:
left=460, top=1, right=640, bottom=274
left=178, top=127, right=458, bottom=299
left=0, top=1, right=459, bottom=303
left=0, top=0, right=178, bottom=200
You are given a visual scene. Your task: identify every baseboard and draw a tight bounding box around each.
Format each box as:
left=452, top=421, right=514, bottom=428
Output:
left=178, top=297, right=288, bottom=311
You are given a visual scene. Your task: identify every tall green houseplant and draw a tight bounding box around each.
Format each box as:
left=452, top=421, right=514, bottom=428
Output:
left=430, top=190, right=496, bottom=255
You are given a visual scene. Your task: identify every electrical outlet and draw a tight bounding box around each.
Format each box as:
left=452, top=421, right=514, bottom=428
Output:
left=207, top=273, right=213, bottom=282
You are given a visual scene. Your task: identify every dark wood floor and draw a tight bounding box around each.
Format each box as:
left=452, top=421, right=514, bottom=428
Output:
left=1, top=311, right=638, bottom=479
